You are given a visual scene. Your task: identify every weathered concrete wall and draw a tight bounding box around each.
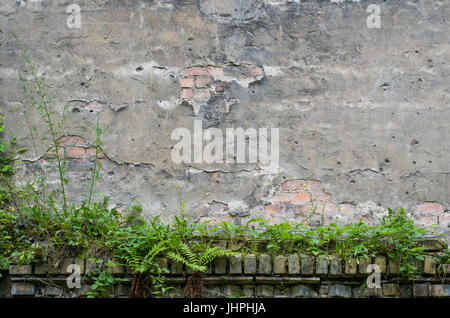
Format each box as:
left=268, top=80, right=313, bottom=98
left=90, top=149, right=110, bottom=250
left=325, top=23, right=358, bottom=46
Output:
left=0, top=1, right=449, bottom=230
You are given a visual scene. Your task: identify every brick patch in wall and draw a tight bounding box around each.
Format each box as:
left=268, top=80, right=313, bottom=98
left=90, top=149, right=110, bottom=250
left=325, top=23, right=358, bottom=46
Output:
left=414, top=203, right=449, bottom=227
left=265, top=179, right=449, bottom=228
left=266, top=179, right=339, bottom=225
left=45, top=135, right=106, bottom=162
left=178, top=65, right=265, bottom=113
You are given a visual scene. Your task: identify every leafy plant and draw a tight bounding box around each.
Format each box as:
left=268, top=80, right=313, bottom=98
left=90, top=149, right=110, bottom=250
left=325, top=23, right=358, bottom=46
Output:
left=87, top=260, right=128, bottom=298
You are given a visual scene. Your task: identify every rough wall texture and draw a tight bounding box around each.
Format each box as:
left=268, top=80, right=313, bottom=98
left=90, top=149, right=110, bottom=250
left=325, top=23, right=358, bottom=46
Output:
left=0, top=1, right=449, bottom=232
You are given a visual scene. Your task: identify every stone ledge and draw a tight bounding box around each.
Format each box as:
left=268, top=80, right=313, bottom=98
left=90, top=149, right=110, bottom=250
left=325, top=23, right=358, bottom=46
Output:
left=10, top=250, right=447, bottom=278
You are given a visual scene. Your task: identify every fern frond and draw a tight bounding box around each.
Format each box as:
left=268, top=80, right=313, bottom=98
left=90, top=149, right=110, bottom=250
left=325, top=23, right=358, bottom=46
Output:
left=198, top=247, right=233, bottom=266
left=179, top=242, right=197, bottom=264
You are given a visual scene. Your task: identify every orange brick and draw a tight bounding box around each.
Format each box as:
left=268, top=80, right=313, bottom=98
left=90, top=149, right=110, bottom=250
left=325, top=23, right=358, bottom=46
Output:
left=292, top=192, right=310, bottom=203
left=301, top=180, right=322, bottom=191
left=181, top=89, right=195, bottom=99
left=414, top=203, right=444, bottom=226
left=182, top=66, right=210, bottom=76
left=179, top=78, right=194, bottom=88
left=266, top=203, right=291, bottom=215
left=272, top=193, right=293, bottom=203
left=281, top=180, right=304, bottom=191
left=250, top=66, right=264, bottom=76
left=67, top=147, right=85, bottom=158
left=415, top=203, right=444, bottom=214
left=59, top=136, right=86, bottom=146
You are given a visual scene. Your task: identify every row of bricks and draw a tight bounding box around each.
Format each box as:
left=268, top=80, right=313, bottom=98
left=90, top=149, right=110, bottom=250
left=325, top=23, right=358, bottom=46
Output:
left=10, top=281, right=450, bottom=298
left=9, top=254, right=440, bottom=277
left=10, top=282, right=127, bottom=298
left=200, top=283, right=450, bottom=298
left=179, top=77, right=212, bottom=88
left=165, top=254, right=438, bottom=276
left=57, top=147, right=105, bottom=159
left=9, top=258, right=124, bottom=276
left=181, top=88, right=211, bottom=100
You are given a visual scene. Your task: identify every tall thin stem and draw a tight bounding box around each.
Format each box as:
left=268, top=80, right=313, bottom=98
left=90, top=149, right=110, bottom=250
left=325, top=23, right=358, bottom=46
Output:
left=14, top=33, right=68, bottom=214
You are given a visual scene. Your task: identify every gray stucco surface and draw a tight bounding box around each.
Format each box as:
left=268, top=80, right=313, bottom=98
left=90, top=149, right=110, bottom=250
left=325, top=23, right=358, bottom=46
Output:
left=0, top=0, right=448, bottom=232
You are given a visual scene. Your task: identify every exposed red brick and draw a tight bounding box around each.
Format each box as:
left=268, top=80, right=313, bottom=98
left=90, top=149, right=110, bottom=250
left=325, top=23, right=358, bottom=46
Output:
left=292, top=192, right=310, bottom=203
left=211, top=172, right=220, bottom=180
left=266, top=203, right=291, bottom=215
left=301, top=180, right=322, bottom=191
left=182, top=66, right=210, bottom=76
left=272, top=192, right=310, bottom=204
left=414, top=215, right=438, bottom=227
left=250, top=66, right=265, bottom=76
left=272, top=193, right=293, bottom=203
left=66, top=147, right=85, bottom=158
left=181, top=88, right=195, bottom=99
left=179, top=78, right=194, bottom=88
left=415, top=203, right=444, bottom=215
left=59, top=136, right=86, bottom=147
left=194, top=88, right=211, bottom=99
left=281, top=180, right=304, bottom=191
left=196, top=77, right=212, bottom=88
left=414, top=203, right=445, bottom=226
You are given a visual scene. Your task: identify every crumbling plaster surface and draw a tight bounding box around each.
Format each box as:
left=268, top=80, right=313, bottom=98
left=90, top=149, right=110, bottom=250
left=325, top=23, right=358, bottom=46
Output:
left=0, top=0, right=449, bottom=232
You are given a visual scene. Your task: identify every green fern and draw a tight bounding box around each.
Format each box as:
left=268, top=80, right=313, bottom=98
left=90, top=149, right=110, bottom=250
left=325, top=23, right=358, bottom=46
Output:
left=166, top=240, right=233, bottom=273
left=198, top=247, right=231, bottom=266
